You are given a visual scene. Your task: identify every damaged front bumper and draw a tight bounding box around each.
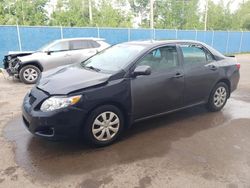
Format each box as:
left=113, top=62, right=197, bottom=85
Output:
left=3, top=57, right=21, bottom=77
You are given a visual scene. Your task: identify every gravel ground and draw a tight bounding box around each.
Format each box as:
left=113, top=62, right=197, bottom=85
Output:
left=0, top=54, right=250, bottom=188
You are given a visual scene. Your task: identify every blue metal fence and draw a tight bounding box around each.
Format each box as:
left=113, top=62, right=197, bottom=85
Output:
left=1, top=25, right=250, bottom=67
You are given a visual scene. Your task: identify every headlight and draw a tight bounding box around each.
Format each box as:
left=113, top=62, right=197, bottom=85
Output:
left=40, top=95, right=81, bottom=112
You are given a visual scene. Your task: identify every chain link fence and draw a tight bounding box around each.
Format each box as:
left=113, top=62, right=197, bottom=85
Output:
left=1, top=25, right=250, bottom=66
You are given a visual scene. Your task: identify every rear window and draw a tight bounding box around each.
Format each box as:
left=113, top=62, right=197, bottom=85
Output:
left=180, top=44, right=214, bottom=64
left=71, top=40, right=92, bottom=50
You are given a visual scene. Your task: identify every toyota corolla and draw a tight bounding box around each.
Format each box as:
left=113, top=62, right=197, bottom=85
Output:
left=22, top=40, right=240, bottom=146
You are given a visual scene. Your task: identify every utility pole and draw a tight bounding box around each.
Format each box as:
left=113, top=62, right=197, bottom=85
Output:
left=21, top=0, right=25, bottom=24
left=204, top=0, right=208, bottom=31
left=181, top=0, right=185, bottom=29
left=150, top=0, right=154, bottom=29
left=89, top=0, right=93, bottom=25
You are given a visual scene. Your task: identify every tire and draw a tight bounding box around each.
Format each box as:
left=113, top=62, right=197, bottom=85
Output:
left=83, top=105, right=124, bottom=147
left=207, top=82, right=229, bottom=112
left=19, top=65, right=41, bottom=84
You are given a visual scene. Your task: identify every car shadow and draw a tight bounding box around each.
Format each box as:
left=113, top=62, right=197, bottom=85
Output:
left=4, top=105, right=228, bottom=180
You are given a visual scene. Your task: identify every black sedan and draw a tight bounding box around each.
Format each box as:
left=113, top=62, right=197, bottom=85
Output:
left=22, top=40, right=240, bottom=146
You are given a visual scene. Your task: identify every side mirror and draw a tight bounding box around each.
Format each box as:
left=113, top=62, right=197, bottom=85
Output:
left=47, top=51, right=52, bottom=55
left=132, top=65, right=151, bottom=77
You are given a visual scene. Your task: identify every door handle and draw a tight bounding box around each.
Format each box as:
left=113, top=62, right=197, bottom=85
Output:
left=172, top=72, right=184, bottom=78
left=64, top=54, right=70, bottom=57
left=208, top=65, right=217, bottom=71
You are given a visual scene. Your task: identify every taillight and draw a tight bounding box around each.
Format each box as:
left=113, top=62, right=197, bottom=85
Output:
left=236, top=63, right=240, bottom=69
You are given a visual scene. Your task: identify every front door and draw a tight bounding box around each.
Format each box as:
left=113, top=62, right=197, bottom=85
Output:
left=131, top=45, right=185, bottom=120
left=43, top=40, right=71, bottom=71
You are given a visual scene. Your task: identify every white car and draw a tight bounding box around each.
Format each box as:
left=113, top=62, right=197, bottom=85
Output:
left=3, top=38, right=110, bottom=84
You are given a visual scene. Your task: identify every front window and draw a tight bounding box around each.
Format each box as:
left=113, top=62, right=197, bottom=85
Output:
left=38, top=41, right=56, bottom=52
left=81, top=44, right=146, bottom=73
left=48, top=41, right=69, bottom=52
left=38, top=40, right=70, bottom=52
left=136, top=46, right=179, bottom=72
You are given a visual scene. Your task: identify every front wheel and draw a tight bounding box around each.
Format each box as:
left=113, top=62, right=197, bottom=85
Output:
left=19, top=65, right=41, bottom=84
left=207, top=82, right=229, bottom=112
left=83, top=105, right=124, bottom=147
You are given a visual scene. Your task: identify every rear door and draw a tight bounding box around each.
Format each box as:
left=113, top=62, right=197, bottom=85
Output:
left=179, top=43, right=220, bottom=106
left=131, top=45, right=185, bottom=120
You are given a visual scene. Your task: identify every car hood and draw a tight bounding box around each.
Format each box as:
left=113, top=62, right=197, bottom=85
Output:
left=5, top=51, right=34, bottom=60
left=8, top=51, right=34, bottom=56
left=18, top=52, right=44, bottom=62
left=37, top=65, right=111, bottom=95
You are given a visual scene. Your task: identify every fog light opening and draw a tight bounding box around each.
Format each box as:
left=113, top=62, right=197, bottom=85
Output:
left=35, top=127, right=54, bottom=137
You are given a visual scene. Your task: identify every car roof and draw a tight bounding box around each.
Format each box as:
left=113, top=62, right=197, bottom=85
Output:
left=55, top=37, right=105, bottom=42
left=122, top=40, right=207, bottom=47
left=122, top=40, right=225, bottom=59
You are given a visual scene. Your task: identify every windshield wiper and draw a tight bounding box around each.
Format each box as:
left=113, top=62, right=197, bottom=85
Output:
left=84, top=65, right=101, bottom=72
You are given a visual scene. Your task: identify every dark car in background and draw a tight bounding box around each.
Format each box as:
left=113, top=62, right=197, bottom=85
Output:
left=22, top=40, right=240, bottom=146
left=3, top=38, right=110, bottom=84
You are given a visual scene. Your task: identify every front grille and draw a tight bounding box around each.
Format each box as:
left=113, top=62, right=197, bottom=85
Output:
left=11, top=58, right=20, bottom=67
left=29, top=94, right=36, bottom=105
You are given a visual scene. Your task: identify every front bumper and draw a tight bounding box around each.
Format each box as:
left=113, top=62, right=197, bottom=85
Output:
left=230, top=70, right=240, bottom=93
left=22, top=87, right=87, bottom=139
left=3, top=58, right=20, bottom=76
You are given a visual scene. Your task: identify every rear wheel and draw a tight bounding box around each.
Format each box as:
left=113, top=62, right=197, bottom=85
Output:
left=19, top=65, right=41, bottom=84
left=83, top=105, right=124, bottom=147
left=207, top=82, right=229, bottom=112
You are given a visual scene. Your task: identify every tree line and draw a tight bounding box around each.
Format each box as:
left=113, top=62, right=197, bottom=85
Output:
left=0, top=0, right=249, bottom=30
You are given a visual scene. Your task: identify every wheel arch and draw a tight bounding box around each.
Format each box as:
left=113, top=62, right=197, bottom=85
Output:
left=208, top=78, right=231, bottom=101
left=18, top=61, right=43, bottom=72
left=86, top=101, right=131, bottom=129
left=215, top=78, right=231, bottom=97
left=206, top=78, right=231, bottom=112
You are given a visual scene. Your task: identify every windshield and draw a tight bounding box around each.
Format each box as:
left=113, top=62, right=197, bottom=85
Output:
left=81, top=44, right=146, bottom=73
